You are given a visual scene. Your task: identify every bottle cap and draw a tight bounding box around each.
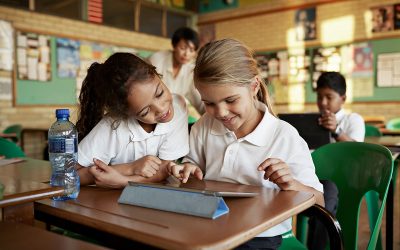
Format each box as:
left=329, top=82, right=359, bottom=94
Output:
left=56, top=109, right=70, bottom=118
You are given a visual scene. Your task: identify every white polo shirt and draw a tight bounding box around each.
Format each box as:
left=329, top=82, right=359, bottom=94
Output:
left=148, top=50, right=203, bottom=113
left=183, top=103, right=323, bottom=237
left=78, top=94, right=189, bottom=167
left=333, top=109, right=365, bottom=142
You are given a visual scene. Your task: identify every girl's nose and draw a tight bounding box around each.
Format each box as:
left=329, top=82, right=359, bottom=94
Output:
left=153, top=102, right=164, bottom=115
left=215, top=105, right=229, bottom=118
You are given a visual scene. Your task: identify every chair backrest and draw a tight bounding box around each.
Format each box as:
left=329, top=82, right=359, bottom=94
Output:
left=2, top=124, right=23, bottom=143
left=0, top=137, right=26, bottom=158
left=364, top=124, right=382, bottom=137
left=386, top=117, right=400, bottom=130
left=311, top=142, right=393, bottom=250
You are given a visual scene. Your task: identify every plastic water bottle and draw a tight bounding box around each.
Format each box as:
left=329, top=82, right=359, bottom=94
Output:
left=48, top=109, right=80, bottom=200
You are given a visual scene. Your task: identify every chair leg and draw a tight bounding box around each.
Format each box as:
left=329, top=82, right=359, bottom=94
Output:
left=386, top=162, right=398, bottom=250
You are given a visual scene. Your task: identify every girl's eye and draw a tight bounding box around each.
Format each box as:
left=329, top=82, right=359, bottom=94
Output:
left=204, top=102, right=213, bottom=106
left=156, top=90, right=164, bottom=98
left=226, top=99, right=236, bottom=104
left=140, top=108, right=150, bottom=117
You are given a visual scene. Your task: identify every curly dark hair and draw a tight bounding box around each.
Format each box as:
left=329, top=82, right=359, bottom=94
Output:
left=76, top=52, right=159, bottom=141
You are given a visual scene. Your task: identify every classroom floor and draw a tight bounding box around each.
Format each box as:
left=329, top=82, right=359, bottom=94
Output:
left=358, top=163, right=400, bottom=250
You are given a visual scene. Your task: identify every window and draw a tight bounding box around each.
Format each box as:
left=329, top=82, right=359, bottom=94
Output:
left=167, top=11, right=189, bottom=38
left=0, top=0, right=29, bottom=10
left=35, top=0, right=82, bottom=20
left=139, top=4, right=163, bottom=36
left=103, top=0, right=136, bottom=31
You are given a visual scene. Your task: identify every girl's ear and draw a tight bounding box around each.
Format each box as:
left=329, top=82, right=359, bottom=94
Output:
left=251, top=76, right=261, bottom=95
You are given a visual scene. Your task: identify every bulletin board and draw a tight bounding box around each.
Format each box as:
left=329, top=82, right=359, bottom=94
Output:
left=14, top=31, right=154, bottom=106
left=15, top=37, right=76, bottom=105
left=305, top=38, right=400, bottom=103
left=255, top=37, right=400, bottom=104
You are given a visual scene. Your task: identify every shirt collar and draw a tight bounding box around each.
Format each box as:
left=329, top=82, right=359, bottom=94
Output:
left=126, top=117, right=171, bottom=141
left=210, top=102, right=279, bottom=147
left=335, top=109, right=345, bottom=123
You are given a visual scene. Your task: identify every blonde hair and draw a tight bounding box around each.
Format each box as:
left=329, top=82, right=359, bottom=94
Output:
left=194, top=38, right=275, bottom=115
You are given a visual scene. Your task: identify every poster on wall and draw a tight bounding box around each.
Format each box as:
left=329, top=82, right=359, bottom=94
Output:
left=16, top=31, right=51, bottom=81
left=56, top=38, right=80, bottom=78
left=294, top=7, right=316, bottom=41
left=0, top=20, right=13, bottom=71
left=394, top=4, right=400, bottom=30
left=348, top=43, right=374, bottom=97
left=371, top=5, right=394, bottom=32
left=377, top=52, right=400, bottom=87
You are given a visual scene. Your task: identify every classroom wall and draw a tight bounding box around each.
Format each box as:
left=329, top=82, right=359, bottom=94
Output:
left=198, top=0, right=400, bottom=121
left=0, top=5, right=171, bottom=131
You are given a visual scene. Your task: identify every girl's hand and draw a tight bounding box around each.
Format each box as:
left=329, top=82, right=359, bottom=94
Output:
left=258, top=158, right=299, bottom=191
left=131, top=155, right=162, bottom=177
left=167, top=162, right=203, bottom=183
left=318, top=110, right=337, bottom=132
left=89, top=158, right=128, bottom=188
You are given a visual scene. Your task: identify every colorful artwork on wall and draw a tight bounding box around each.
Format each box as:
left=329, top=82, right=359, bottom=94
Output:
left=16, top=31, right=51, bottom=81
left=56, top=38, right=80, bottom=78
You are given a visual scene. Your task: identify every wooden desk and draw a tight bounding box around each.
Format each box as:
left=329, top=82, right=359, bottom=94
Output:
left=0, top=221, right=109, bottom=250
left=0, top=159, right=63, bottom=224
left=35, top=181, right=316, bottom=250
left=365, top=136, right=400, bottom=153
left=379, top=128, right=400, bottom=136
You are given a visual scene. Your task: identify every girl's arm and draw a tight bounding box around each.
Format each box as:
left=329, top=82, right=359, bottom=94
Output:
left=75, top=163, right=95, bottom=186
left=258, top=158, right=325, bottom=207
left=88, top=158, right=171, bottom=188
left=108, top=155, right=163, bottom=177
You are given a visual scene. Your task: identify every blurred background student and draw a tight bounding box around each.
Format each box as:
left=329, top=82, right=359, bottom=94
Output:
left=149, top=27, right=204, bottom=119
left=308, top=71, right=365, bottom=249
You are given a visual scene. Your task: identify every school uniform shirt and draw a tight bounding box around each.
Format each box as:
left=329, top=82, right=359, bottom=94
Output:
left=148, top=50, right=203, bottom=113
left=78, top=94, right=189, bottom=167
left=331, top=109, right=365, bottom=142
left=183, top=102, right=323, bottom=237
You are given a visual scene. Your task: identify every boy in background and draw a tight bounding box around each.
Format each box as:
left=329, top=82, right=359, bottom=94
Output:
left=308, top=71, right=365, bottom=249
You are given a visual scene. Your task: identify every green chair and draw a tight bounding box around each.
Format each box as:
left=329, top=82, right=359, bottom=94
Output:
left=279, top=205, right=343, bottom=249
left=365, top=124, right=382, bottom=137
left=2, top=124, right=23, bottom=143
left=309, top=142, right=393, bottom=250
left=386, top=117, right=400, bottom=130
left=0, top=137, right=26, bottom=158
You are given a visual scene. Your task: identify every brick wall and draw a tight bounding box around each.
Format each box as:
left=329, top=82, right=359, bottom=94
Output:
left=198, top=0, right=400, bottom=121
left=0, top=5, right=171, bottom=132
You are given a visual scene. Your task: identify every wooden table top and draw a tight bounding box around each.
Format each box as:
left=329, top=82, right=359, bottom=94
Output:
left=0, top=221, right=109, bottom=250
left=0, top=159, right=63, bottom=208
left=35, top=180, right=315, bottom=250
left=365, top=136, right=400, bottom=153
left=0, top=175, right=63, bottom=208
left=0, top=158, right=52, bottom=183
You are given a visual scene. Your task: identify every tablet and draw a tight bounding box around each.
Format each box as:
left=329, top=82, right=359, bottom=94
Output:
left=279, top=112, right=331, bottom=149
left=128, top=181, right=259, bottom=198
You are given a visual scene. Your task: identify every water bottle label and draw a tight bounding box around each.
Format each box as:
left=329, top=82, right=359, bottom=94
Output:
left=49, top=138, right=77, bottom=153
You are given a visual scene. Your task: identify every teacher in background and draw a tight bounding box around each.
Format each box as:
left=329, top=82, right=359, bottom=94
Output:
left=149, top=27, right=204, bottom=117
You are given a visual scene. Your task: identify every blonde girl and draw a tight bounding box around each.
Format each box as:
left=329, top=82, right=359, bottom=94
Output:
left=169, top=39, right=323, bottom=249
